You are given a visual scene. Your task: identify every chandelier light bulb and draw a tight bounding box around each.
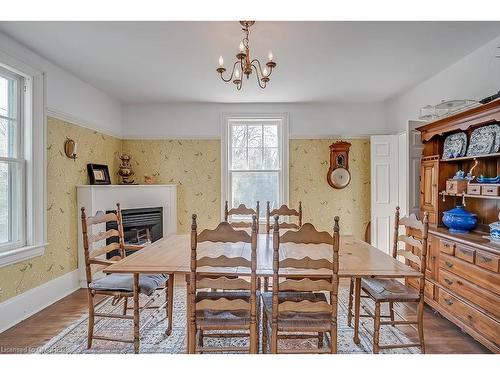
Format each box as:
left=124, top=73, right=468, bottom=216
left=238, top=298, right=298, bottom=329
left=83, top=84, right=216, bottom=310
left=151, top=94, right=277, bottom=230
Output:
left=235, top=69, right=240, bottom=79
left=239, top=41, right=245, bottom=52
left=268, top=51, right=273, bottom=61
left=218, top=56, right=224, bottom=67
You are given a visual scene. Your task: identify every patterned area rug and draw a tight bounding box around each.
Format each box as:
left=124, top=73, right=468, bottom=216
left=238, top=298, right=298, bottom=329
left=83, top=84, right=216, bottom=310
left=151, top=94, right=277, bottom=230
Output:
left=37, top=288, right=418, bottom=354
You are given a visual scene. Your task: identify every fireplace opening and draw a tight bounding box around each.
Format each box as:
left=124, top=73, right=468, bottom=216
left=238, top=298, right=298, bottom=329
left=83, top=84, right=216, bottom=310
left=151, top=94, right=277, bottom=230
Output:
left=105, top=206, right=163, bottom=258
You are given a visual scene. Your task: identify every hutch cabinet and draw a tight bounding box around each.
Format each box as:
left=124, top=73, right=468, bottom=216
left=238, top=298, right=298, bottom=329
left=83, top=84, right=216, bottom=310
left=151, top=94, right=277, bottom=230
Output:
left=415, top=100, right=500, bottom=353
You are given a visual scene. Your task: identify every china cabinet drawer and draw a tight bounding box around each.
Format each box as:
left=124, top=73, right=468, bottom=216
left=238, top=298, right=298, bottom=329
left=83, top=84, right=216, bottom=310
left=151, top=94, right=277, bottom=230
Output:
left=439, top=239, right=455, bottom=255
left=439, top=253, right=500, bottom=295
left=455, top=244, right=475, bottom=263
left=438, top=290, right=500, bottom=346
left=481, top=185, right=500, bottom=196
left=438, top=269, right=500, bottom=319
left=475, top=250, right=500, bottom=273
left=467, top=184, right=481, bottom=195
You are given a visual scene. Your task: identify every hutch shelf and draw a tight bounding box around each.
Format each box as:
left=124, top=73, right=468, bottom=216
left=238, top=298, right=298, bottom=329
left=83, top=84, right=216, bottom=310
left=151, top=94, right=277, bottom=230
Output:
left=416, top=99, right=500, bottom=353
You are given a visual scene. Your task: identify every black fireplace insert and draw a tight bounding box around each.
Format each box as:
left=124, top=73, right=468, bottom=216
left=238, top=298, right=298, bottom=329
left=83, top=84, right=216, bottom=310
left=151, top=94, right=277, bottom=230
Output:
left=105, top=206, right=163, bottom=258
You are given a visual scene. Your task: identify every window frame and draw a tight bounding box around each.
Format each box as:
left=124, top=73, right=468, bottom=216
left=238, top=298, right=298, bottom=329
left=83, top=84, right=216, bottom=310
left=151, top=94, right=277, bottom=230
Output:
left=0, top=65, right=26, bottom=252
left=0, top=50, right=46, bottom=267
left=221, top=113, right=289, bottom=220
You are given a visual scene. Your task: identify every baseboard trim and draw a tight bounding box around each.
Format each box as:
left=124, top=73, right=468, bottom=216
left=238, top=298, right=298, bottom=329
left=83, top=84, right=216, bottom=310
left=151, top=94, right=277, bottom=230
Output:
left=0, top=269, right=80, bottom=333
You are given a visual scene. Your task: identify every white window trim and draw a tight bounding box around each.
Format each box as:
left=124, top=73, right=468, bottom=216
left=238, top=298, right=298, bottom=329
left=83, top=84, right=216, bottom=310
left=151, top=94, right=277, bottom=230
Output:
left=220, top=112, right=289, bottom=220
left=0, top=49, right=47, bottom=267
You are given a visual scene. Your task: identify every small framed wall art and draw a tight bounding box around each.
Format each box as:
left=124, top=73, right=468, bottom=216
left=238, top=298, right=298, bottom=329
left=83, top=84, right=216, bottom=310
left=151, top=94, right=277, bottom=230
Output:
left=87, top=163, right=111, bottom=185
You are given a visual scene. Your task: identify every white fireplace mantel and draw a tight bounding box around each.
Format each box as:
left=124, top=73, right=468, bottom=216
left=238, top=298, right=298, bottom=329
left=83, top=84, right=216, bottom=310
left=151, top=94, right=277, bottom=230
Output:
left=76, top=184, right=177, bottom=287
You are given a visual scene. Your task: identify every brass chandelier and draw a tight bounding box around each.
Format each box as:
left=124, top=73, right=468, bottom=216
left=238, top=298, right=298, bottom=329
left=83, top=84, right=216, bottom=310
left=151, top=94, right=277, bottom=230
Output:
left=216, top=21, right=277, bottom=90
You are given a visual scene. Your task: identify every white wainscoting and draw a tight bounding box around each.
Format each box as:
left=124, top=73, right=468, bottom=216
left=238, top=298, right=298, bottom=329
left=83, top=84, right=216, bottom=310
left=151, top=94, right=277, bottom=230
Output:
left=0, top=269, right=80, bottom=333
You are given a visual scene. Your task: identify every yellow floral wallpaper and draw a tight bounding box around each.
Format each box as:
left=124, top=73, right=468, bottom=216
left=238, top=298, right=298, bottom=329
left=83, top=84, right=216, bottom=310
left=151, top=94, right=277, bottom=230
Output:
left=122, top=138, right=370, bottom=237
left=121, top=140, right=221, bottom=233
left=0, top=117, right=122, bottom=303
left=289, top=139, right=370, bottom=238
left=0, top=119, right=370, bottom=305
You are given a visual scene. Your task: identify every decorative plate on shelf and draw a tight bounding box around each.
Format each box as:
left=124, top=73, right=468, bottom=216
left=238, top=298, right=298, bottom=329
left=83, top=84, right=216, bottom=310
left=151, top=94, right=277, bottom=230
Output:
left=480, top=124, right=500, bottom=153
left=466, top=126, right=497, bottom=156
left=442, top=132, right=467, bottom=159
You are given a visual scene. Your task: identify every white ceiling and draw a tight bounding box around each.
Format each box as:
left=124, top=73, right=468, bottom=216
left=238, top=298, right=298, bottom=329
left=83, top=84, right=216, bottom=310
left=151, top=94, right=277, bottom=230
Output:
left=0, top=21, right=499, bottom=104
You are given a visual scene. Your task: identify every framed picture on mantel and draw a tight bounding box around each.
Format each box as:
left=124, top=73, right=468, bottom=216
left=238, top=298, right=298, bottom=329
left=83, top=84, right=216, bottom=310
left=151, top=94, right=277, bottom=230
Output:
left=87, top=163, right=111, bottom=185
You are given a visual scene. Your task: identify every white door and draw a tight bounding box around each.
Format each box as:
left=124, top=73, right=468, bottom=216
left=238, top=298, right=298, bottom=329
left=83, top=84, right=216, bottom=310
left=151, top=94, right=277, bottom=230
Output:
left=408, top=121, right=425, bottom=217
left=370, top=135, right=399, bottom=253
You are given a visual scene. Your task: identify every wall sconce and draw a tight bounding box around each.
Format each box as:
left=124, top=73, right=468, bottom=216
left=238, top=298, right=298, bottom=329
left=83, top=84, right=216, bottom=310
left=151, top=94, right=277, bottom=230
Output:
left=64, top=138, right=78, bottom=161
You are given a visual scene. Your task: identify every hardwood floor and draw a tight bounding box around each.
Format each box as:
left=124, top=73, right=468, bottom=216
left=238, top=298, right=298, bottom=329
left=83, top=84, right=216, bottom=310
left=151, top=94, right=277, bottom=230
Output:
left=0, top=280, right=491, bottom=354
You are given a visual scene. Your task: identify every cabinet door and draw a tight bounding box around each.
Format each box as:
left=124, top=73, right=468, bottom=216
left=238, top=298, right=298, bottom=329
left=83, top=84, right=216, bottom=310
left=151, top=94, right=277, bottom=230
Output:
left=425, top=234, right=438, bottom=283
left=420, top=160, right=438, bottom=218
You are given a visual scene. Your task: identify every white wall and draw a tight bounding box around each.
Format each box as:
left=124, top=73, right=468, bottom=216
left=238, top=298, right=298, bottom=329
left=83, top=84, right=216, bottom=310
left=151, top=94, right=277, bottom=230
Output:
left=385, top=34, right=500, bottom=131
left=0, top=32, right=123, bottom=136
left=122, top=102, right=389, bottom=139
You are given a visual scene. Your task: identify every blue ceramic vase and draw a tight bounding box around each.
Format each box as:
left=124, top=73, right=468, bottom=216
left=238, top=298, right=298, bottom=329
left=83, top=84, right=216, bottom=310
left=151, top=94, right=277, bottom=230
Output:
left=442, top=206, right=477, bottom=234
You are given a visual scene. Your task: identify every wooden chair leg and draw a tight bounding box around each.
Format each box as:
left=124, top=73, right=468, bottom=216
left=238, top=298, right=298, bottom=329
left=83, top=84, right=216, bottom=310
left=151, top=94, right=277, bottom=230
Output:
left=264, top=277, right=269, bottom=292
left=373, top=301, right=381, bottom=354
left=317, top=332, right=324, bottom=349
left=87, top=289, right=95, bottom=349
left=347, top=277, right=354, bottom=327
left=133, top=274, right=140, bottom=354
left=353, top=278, right=361, bottom=344
left=122, top=296, right=128, bottom=316
left=166, top=274, right=174, bottom=336
left=197, top=329, right=204, bottom=349
left=417, top=299, right=425, bottom=354
left=271, top=320, right=278, bottom=354
left=250, top=321, right=258, bottom=354
left=331, top=293, right=338, bottom=354
left=389, top=302, right=395, bottom=326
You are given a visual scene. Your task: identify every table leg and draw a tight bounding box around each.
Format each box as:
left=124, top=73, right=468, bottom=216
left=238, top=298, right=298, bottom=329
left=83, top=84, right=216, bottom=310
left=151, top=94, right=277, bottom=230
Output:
left=353, top=277, right=361, bottom=345
left=133, top=273, right=140, bottom=353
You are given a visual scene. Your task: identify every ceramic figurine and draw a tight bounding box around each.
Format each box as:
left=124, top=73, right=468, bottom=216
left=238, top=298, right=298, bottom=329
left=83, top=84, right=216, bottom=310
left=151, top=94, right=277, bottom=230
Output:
left=144, top=175, right=156, bottom=184
left=118, top=154, right=135, bottom=184
left=452, top=170, right=465, bottom=180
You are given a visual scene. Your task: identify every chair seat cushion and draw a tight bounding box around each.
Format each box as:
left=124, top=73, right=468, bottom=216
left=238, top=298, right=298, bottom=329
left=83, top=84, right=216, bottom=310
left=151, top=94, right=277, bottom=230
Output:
left=195, top=291, right=260, bottom=330
left=261, top=291, right=331, bottom=331
left=89, top=274, right=167, bottom=296
left=361, top=278, right=420, bottom=302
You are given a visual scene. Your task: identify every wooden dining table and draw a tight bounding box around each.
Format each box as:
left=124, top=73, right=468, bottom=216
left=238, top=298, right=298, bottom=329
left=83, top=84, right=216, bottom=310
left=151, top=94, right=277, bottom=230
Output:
left=104, top=233, right=422, bottom=352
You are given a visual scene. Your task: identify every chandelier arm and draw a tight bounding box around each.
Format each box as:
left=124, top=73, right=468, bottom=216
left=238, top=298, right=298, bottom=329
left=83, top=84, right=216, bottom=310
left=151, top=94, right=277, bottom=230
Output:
left=220, top=60, right=241, bottom=82
left=251, top=58, right=274, bottom=79
left=250, top=59, right=264, bottom=76
left=251, top=62, right=267, bottom=89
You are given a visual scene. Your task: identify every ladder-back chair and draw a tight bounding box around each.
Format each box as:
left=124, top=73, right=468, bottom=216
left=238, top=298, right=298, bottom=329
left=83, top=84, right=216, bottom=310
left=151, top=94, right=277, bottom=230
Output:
left=264, top=201, right=303, bottom=291
left=224, top=201, right=259, bottom=231
left=188, top=214, right=258, bottom=354
left=266, top=201, right=302, bottom=234
left=81, top=204, right=174, bottom=353
left=262, top=216, right=340, bottom=354
left=352, top=207, right=429, bottom=353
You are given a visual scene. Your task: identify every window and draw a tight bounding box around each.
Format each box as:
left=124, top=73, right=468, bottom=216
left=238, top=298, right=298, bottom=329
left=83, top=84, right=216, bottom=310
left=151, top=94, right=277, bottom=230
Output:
left=222, top=114, right=289, bottom=219
left=0, top=66, right=24, bottom=251
left=0, top=52, right=46, bottom=267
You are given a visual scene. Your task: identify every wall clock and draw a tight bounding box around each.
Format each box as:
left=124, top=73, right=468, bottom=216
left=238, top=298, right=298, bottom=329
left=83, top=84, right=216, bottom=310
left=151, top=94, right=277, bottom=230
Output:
left=327, top=141, right=352, bottom=189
